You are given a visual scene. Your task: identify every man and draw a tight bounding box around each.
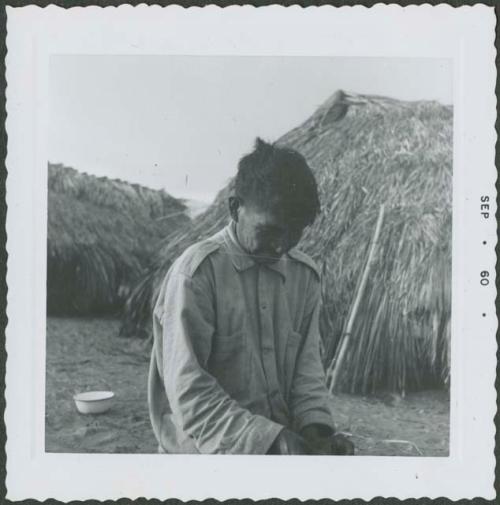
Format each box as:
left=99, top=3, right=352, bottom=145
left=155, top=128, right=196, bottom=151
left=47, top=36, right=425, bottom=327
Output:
left=148, top=138, right=354, bottom=455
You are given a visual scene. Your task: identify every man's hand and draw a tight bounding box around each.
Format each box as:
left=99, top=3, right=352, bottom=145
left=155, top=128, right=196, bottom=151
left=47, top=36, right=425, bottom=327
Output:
left=300, top=423, right=333, bottom=454
left=301, top=423, right=355, bottom=455
left=268, top=428, right=313, bottom=455
left=330, top=432, right=355, bottom=455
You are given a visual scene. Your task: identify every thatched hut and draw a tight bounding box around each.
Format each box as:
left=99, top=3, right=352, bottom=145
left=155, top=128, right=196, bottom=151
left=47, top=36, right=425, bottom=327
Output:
left=121, top=91, right=452, bottom=394
left=47, top=163, right=190, bottom=315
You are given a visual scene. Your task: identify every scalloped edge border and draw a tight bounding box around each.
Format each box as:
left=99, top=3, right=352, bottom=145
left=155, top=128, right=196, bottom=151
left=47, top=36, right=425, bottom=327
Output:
left=2, top=2, right=498, bottom=502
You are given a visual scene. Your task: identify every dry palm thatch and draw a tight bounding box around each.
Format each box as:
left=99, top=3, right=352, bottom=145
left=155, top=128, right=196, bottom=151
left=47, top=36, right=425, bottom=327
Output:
left=47, top=164, right=190, bottom=315
left=121, top=90, right=452, bottom=394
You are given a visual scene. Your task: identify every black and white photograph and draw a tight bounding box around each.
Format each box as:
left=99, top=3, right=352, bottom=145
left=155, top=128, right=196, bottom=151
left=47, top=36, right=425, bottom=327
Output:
left=46, top=55, right=453, bottom=457
left=5, top=4, right=496, bottom=501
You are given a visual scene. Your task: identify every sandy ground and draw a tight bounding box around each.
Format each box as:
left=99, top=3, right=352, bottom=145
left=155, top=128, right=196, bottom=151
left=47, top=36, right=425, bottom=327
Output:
left=46, top=317, right=449, bottom=456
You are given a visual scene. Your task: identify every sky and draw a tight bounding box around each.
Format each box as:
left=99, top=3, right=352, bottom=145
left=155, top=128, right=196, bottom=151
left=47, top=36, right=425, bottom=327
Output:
left=49, top=56, right=452, bottom=203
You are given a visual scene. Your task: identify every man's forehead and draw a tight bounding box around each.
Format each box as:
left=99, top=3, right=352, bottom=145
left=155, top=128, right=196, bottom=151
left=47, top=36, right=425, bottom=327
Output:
left=247, top=203, right=305, bottom=230
left=246, top=199, right=287, bottom=223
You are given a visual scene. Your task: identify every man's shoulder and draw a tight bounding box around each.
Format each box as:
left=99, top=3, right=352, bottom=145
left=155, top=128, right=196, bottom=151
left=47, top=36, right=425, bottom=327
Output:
left=287, top=248, right=321, bottom=281
left=172, top=234, right=223, bottom=278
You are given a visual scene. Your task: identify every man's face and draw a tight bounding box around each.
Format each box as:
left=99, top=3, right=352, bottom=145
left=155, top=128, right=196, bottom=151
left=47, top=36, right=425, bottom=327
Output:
left=233, top=198, right=306, bottom=264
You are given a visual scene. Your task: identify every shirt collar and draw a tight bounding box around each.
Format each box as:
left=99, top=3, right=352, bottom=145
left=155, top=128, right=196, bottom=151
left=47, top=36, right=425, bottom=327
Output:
left=223, top=221, right=288, bottom=280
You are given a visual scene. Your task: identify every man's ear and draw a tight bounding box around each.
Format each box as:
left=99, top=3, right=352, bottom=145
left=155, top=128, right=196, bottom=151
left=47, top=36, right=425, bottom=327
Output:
left=228, top=196, right=240, bottom=222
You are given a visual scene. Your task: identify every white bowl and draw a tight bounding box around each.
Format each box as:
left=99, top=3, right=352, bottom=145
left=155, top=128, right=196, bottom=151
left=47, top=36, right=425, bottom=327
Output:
left=73, top=391, right=114, bottom=415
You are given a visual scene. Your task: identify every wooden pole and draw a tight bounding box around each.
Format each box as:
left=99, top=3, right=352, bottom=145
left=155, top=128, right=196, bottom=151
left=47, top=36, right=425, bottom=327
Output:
left=327, top=204, right=386, bottom=393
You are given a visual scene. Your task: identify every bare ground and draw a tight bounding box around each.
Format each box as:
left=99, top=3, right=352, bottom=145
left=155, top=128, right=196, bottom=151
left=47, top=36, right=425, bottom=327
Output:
left=46, top=317, right=449, bottom=456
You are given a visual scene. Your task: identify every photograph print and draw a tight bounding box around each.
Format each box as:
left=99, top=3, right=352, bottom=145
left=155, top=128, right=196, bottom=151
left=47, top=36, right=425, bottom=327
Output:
left=46, top=55, right=452, bottom=456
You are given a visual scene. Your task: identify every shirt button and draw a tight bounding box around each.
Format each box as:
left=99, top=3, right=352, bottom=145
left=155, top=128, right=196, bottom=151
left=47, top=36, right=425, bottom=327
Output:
left=261, top=304, right=267, bottom=310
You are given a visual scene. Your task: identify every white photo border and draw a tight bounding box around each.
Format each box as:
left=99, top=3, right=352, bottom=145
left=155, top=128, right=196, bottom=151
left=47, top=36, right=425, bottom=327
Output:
left=5, top=4, right=497, bottom=501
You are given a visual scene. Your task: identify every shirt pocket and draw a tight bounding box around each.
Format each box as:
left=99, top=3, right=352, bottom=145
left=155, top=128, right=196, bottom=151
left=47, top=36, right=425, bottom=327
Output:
left=208, top=331, right=248, bottom=399
left=284, top=330, right=303, bottom=396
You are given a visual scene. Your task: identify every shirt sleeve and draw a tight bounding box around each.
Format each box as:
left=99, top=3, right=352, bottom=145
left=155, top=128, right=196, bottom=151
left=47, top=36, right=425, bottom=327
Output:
left=289, top=276, right=336, bottom=432
left=160, top=264, right=283, bottom=454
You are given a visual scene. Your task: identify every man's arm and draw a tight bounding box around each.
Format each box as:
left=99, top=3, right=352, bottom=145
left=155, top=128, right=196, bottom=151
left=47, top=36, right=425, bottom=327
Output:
left=289, top=276, right=336, bottom=434
left=160, top=265, right=283, bottom=454
left=289, top=276, right=355, bottom=455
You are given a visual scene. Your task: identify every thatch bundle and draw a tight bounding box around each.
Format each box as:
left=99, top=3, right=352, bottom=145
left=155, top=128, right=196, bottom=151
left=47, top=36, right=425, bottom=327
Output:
left=47, top=164, right=190, bottom=315
left=122, top=91, right=452, bottom=394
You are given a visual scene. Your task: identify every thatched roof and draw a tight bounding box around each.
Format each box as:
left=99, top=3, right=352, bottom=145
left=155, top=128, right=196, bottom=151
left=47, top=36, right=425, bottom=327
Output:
left=47, top=163, right=190, bottom=315
left=121, top=91, right=452, bottom=394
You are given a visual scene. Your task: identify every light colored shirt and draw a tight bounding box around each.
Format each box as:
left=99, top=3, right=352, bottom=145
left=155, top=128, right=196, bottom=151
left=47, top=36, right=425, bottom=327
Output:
left=148, top=221, right=334, bottom=454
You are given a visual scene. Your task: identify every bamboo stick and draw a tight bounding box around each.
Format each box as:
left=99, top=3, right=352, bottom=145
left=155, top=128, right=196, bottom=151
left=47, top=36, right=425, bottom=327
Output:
left=327, top=204, right=386, bottom=393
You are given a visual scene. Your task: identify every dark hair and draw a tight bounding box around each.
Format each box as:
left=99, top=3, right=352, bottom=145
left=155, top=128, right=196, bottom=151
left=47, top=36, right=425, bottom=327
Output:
left=234, top=138, right=321, bottom=226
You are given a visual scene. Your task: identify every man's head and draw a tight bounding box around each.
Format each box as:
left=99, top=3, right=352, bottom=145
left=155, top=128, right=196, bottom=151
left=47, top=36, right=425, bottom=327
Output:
left=229, top=138, right=320, bottom=264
